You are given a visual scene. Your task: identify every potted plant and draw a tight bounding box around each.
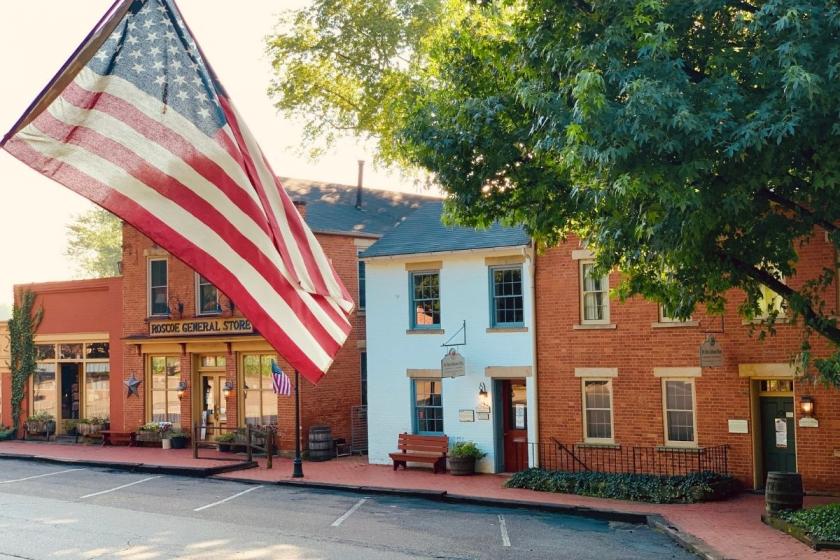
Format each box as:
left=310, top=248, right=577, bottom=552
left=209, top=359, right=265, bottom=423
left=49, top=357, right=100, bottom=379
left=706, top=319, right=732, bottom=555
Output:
left=25, top=412, right=56, bottom=437
left=79, top=416, right=108, bottom=437
left=0, top=425, right=16, bottom=441
left=215, top=432, right=236, bottom=452
left=64, top=419, right=79, bottom=436
left=137, top=422, right=166, bottom=444
left=449, top=441, right=486, bottom=476
left=168, top=430, right=189, bottom=449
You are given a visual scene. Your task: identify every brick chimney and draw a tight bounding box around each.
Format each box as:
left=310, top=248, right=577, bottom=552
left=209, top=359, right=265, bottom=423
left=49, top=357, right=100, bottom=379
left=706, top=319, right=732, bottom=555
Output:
left=293, top=199, right=307, bottom=220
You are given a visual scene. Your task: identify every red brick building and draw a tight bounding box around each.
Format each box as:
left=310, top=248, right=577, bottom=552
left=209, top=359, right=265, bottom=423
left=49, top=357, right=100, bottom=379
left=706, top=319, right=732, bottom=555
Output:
left=9, top=178, right=430, bottom=453
left=535, top=232, right=840, bottom=492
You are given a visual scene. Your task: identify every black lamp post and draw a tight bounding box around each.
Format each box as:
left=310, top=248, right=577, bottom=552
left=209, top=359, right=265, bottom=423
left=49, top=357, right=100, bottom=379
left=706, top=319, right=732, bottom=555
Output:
left=292, top=369, right=304, bottom=478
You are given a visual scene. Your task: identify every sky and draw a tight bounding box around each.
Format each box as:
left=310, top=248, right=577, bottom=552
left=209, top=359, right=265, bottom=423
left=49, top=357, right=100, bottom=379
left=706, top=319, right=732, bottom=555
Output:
left=0, top=0, right=421, bottom=318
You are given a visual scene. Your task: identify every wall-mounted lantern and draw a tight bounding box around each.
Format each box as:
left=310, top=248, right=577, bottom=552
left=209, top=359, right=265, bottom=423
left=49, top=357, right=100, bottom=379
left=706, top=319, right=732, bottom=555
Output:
left=800, top=395, right=815, bottom=417
left=223, top=380, right=235, bottom=399
left=176, top=380, right=188, bottom=400
left=478, top=382, right=490, bottom=408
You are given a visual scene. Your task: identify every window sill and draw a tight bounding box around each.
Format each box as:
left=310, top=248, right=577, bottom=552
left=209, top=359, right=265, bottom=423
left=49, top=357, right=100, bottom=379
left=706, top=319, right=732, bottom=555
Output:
left=576, top=442, right=620, bottom=449
left=406, top=329, right=445, bottom=335
left=741, top=317, right=791, bottom=325
left=651, top=320, right=699, bottom=329
left=196, top=311, right=222, bottom=317
left=356, top=309, right=366, bottom=317
left=486, top=327, right=528, bottom=333
left=573, top=323, right=616, bottom=330
left=656, top=445, right=701, bottom=453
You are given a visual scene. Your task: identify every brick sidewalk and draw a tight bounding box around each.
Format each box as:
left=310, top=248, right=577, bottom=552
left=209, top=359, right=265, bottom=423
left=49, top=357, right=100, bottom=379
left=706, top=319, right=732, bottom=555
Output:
left=0, top=441, right=837, bottom=560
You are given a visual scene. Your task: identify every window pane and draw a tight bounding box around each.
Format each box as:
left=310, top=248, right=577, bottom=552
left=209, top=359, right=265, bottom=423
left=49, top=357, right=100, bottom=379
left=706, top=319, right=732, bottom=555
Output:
left=411, top=272, right=441, bottom=328
left=85, top=342, right=110, bottom=359
left=584, top=380, right=612, bottom=440
left=358, top=260, right=366, bottom=309
left=85, top=363, right=110, bottom=420
left=414, top=379, right=443, bottom=434
left=151, top=260, right=167, bottom=287
left=59, top=344, right=83, bottom=360
left=35, top=344, right=55, bottom=360
left=33, top=364, right=57, bottom=415
left=198, top=277, right=221, bottom=314
left=151, top=287, right=168, bottom=315
left=665, top=380, right=694, bottom=442
left=583, top=293, right=605, bottom=321
left=261, top=391, right=277, bottom=425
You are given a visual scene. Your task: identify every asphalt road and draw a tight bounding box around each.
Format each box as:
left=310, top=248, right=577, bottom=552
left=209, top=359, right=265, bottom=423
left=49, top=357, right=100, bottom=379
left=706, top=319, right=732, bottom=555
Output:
left=0, top=459, right=695, bottom=559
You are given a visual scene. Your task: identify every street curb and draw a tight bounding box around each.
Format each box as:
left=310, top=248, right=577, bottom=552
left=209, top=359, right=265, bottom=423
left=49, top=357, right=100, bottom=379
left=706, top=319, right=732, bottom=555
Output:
left=647, top=514, right=728, bottom=560
left=0, top=452, right=257, bottom=478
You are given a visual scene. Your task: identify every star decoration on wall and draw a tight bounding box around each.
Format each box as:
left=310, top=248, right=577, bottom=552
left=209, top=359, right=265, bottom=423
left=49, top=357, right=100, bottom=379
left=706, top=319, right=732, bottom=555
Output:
left=124, top=373, right=142, bottom=397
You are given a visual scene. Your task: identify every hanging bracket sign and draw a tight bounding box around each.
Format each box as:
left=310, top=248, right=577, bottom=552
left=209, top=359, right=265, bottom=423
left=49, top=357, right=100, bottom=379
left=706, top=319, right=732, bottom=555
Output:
left=441, top=348, right=466, bottom=378
left=700, top=335, right=723, bottom=368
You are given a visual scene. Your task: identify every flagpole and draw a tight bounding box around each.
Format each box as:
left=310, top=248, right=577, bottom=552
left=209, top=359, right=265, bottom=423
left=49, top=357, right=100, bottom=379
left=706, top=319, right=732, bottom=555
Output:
left=292, top=369, right=304, bottom=478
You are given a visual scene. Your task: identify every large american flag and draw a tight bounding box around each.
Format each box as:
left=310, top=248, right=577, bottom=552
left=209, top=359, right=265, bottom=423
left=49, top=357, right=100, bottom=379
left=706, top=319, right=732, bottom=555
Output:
left=1, top=0, right=354, bottom=383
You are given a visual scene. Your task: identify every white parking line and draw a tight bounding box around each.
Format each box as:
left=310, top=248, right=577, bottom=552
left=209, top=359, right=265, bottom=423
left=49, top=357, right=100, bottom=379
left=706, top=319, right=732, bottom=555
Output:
left=331, top=498, right=368, bottom=527
left=79, top=476, right=162, bottom=499
left=499, top=514, right=511, bottom=547
left=0, top=468, right=85, bottom=484
left=193, top=485, right=263, bottom=512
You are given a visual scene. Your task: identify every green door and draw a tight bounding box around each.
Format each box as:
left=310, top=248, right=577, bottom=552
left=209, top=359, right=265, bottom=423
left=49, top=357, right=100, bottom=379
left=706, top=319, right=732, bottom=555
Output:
left=760, top=397, right=796, bottom=481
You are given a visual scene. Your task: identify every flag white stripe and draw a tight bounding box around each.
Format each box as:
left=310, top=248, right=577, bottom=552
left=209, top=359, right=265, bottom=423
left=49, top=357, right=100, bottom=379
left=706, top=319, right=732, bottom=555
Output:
left=19, top=123, right=335, bottom=371
left=228, top=104, right=319, bottom=294
left=46, top=95, right=349, bottom=345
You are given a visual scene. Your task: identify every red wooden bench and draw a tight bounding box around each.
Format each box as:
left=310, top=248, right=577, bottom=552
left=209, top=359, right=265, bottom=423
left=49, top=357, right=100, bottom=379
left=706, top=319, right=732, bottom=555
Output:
left=389, top=433, right=448, bottom=474
left=101, top=430, right=137, bottom=447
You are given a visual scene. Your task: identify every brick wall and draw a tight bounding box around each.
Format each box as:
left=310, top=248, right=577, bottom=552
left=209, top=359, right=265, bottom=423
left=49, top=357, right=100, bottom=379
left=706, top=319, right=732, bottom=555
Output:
left=535, top=231, right=840, bottom=492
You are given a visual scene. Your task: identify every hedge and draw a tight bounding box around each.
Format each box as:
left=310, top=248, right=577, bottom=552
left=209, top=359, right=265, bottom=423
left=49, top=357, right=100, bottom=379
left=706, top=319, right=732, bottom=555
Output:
left=781, top=503, right=840, bottom=543
left=505, top=468, right=739, bottom=504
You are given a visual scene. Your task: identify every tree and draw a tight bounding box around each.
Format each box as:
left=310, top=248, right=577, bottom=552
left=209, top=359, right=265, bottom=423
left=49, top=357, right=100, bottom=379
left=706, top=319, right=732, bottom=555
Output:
left=65, top=208, right=122, bottom=278
left=8, top=290, right=42, bottom=430
left=268, top=0, right=840, bottom=384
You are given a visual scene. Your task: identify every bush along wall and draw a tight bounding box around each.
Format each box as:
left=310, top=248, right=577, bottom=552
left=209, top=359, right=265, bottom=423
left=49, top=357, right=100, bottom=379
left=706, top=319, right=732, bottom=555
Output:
left=505, top=469, right=739, bottom=504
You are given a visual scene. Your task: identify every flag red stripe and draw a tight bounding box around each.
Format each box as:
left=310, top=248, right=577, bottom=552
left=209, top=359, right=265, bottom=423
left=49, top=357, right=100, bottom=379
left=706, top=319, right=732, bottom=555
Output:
left=61, top=81, right=274, bottom=240
left=29, top=112, right=348, bottom=350
left=4, top=136, right=329, bottom=382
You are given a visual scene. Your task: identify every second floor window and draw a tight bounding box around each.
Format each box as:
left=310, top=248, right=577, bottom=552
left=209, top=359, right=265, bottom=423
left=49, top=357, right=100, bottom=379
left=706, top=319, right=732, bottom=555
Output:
left=580, top=262, right=609, bottom=324
left=358, top=257, right=366, bottom=310
left=149, top=259, right=168, bottom=316
left=196, top=274, right=221, bottom=315
left=410, top=271, right=440, bottom=328
left=490, top=266, right=524, bottom=327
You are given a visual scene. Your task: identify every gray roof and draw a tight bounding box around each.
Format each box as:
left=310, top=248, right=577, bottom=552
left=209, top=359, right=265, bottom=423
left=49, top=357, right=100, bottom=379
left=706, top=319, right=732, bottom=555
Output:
left=280, top=177, right=437, bottom=237
left=361, top=201, right=530, bottom=258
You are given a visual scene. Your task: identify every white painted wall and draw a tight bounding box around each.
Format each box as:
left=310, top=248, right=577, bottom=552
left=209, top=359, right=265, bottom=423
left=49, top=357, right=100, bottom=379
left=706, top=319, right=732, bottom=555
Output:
left=365, top=248, right=536, bottom=473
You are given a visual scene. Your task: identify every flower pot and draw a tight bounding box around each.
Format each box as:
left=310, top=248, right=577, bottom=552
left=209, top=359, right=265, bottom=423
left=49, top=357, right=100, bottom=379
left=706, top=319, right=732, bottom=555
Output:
left=218, top=443, right=232, bottom=452
left=449, top=456, right=477, bottom=476
left=161, top=438, right=172, bottom=450
left=170, top=436, right=188, bottom=449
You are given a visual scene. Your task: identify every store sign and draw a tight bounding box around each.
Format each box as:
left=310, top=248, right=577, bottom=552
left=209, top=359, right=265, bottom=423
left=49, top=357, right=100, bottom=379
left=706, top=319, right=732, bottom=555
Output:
left=799, top=417, right=819, bottom=428
left=699, top=336, right=723, bottom=368
left=728, top=419, right=749, bottom=434
left=149, top=318, right=253, bottom=337
left=441, top=349, right=466, bottom=378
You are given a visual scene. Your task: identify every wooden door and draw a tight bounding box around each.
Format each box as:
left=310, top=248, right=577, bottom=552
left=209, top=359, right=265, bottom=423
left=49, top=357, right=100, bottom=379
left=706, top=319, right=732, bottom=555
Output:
left=200, top=374, right=227, bottom=432
left=502, top=379, right=528, bottom=472
left=760, top=397, right=796, bottom=481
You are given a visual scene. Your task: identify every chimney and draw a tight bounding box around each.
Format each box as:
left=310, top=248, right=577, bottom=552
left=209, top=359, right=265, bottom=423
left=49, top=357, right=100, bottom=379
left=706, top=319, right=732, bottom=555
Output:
left=355, top=160, right=365, bottom=209
left=293, top=199, right=307, bottom=220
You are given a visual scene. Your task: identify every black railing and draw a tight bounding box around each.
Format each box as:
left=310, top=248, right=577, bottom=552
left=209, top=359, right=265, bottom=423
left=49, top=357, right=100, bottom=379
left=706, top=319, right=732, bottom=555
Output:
left=193, top=424, right=276, bottom=468
left=514, top=439, right=728, bottom=476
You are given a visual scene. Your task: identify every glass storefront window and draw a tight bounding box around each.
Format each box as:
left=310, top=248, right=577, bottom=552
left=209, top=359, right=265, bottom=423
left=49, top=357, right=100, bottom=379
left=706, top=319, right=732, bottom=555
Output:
left=243, top=354, right=277, bottom=426
left=33, top=364, right=57, bottom=416
left=59, top=344, right=83, bottom=360
left=200, top=355, right=226, bottom=368
left=85, top=363, right=110, bottom=420
left=35, top=344, right=55, bottom=361
left=85, top=343, right=110, bottom=359
left=150, top=356, right=181, bottom=423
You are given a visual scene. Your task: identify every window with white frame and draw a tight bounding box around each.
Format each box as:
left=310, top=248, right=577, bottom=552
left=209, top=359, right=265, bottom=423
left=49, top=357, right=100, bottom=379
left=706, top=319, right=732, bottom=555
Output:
left=582, top=379, right=613, bottom=443
left=196, top=274, right=221, bottom=315
left=357, top=251, right=366, bottom=311
left=663, top=379, right=697, bottom=446
left=148, top=259, right=169, bottom=317
left=580, top=262, right=609, bottom=324
left=410, top=271, right=441, bottom=329
left=757, top=283, right=785, bottom=319
left=659, top=304, right=691, bottom=323
left=242, top=354, right=278, bottom=426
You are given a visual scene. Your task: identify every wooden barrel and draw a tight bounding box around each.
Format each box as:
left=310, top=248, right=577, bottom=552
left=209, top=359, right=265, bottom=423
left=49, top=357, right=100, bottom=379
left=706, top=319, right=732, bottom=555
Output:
left=765, top=472, right=803, bottom=514
left=308, top=425, right=335, bottom=461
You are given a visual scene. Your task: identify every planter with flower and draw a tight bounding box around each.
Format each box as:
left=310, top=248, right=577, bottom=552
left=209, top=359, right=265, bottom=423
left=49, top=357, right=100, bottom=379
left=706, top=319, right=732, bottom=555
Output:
left=448, top=441, right=486, bottom=476
left=136, top=422, right=172, bottom=445
left=215, top=432, right=237, bottom=452
left=166, top=430, right=189, bottom=449
left=25, top=412, right=56, bottom=439
left=78, top=416, right=108, bottom=437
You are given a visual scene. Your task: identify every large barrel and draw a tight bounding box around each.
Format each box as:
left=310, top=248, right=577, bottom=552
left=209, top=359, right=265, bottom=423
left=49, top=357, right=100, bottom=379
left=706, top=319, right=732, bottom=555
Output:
left=765, top=472, right=803, bottom=514
left=308, top=425, right=335, bottom=461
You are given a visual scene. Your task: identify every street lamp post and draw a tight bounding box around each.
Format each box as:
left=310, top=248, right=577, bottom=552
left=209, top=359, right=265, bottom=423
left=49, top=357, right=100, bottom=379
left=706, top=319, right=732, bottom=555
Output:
left=292, top=369, right=304, bottom=478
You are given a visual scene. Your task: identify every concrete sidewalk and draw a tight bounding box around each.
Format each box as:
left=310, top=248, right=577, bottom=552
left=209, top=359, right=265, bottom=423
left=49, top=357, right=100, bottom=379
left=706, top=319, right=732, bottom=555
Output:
left=0, top=441, right=836, bottom=560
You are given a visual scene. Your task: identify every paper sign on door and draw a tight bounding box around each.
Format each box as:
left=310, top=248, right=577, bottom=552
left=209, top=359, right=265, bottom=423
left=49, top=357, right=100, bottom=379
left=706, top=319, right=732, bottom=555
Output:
left=775, top=418, right=788, bottom=448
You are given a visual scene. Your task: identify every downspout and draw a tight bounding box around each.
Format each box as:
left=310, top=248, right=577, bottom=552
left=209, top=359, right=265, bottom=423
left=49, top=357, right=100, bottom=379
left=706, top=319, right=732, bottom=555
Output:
left=525, top=242, right=539, bottom=467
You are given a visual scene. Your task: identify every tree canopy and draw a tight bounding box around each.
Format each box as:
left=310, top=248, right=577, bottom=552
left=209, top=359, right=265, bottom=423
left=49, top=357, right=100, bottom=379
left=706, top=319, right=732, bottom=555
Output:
left=267, top=0, right=840, bottom=383
left=65, top=208, right=122, bottom=279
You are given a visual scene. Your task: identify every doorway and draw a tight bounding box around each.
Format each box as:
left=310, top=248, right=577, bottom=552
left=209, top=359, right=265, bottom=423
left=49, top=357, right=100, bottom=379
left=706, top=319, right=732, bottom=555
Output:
left=196, top=355, right=228, bottom=436
left=496, top=379, right=528, bottom=472
left=60, top=363, right=81, bottom=430
left=760, top=396, right=796, bottom=479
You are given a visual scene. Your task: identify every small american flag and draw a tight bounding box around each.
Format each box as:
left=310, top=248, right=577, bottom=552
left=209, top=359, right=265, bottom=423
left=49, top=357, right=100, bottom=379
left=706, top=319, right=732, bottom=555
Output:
left=1, top=0, right=353, bottom=384
left=271, top=361, right=291, bottom=396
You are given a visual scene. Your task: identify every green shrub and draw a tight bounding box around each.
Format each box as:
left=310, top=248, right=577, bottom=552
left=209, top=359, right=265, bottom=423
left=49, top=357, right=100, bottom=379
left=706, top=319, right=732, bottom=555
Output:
left=0, top=426, right=15, bottom=441
left=781, top=503, right=840, bottom=542
left=451, top=441, right=486, bottom=460
left=505, top=469, right=739, bottom=504
left=215, top=432, right=236, bottom=443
